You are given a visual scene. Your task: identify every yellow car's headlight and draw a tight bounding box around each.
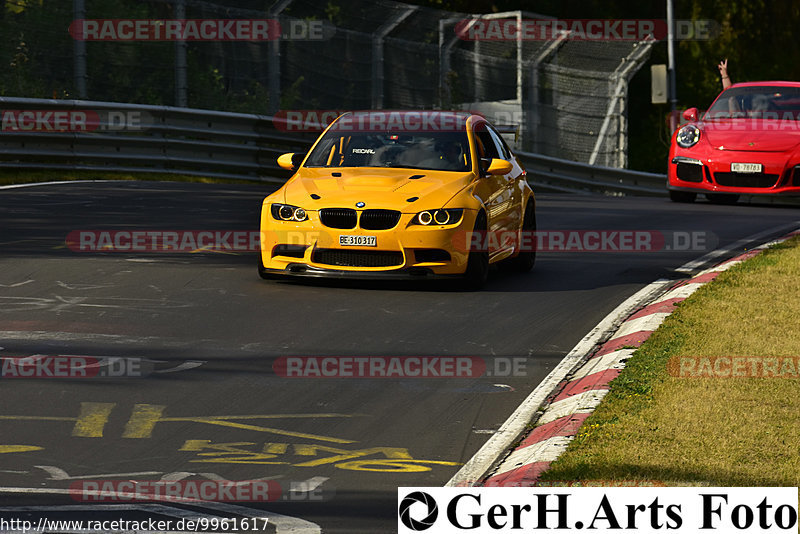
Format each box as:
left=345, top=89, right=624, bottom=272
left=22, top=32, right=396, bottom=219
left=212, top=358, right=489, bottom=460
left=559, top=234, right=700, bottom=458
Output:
left=271, top=203, right=308, bottom=222
left=413, top=209, right=463, bottom=226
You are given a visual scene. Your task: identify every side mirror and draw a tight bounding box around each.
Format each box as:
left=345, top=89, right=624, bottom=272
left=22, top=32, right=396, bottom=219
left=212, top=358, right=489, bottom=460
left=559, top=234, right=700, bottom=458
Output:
left=682, top=107, right=698, bottom=122
left=278, top=153, right=304, bottom=171
left=484, top=158, right=513, bottom=176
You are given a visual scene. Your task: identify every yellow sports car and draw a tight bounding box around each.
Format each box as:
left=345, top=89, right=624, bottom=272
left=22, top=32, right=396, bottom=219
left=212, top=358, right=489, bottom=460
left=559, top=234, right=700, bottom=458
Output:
left=258, top=110, right=535, bottom=287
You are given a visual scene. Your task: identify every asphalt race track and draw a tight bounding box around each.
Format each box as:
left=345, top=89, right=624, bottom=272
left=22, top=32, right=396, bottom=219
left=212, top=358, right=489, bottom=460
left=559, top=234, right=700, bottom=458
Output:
left=0, top=181, right=798, bottom=532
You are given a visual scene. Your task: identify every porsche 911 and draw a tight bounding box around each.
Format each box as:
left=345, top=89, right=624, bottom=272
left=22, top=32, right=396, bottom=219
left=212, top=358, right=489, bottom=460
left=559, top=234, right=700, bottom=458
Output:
left=668, top=81, right=800, bottom=203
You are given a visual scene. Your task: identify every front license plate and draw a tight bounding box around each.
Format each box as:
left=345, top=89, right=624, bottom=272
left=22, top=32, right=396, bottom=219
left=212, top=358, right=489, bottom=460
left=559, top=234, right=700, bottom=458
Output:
left=339, top=235, right=377, bottom=247
left=731, top=162, right=763, bottom=173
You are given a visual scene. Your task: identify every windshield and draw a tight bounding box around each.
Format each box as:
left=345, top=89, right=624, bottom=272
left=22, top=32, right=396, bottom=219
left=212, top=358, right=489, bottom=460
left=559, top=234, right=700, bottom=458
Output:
left=706, top=86, right=800, bottom=120
left=304, top=131, right=472, bottom=171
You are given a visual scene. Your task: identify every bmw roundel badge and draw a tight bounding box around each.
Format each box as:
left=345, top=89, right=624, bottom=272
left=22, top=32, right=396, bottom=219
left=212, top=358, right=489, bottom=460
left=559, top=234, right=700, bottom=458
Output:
left=356, top=202, right=366, bottom=208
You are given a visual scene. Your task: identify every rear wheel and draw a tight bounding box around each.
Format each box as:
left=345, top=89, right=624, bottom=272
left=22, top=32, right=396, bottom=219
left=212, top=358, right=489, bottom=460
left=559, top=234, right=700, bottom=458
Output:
left=669, top=190, right=697, bottom=203
left=463, top=211, right=489, bottom=289
left=706, top=193, right=739, bottom=205
left=506, top=203, right=536, bottom=272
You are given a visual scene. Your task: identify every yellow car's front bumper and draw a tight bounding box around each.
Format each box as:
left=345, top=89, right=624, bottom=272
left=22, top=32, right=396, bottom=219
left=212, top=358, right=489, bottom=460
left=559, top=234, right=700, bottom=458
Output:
left=259, top=207, right=479, bottom=278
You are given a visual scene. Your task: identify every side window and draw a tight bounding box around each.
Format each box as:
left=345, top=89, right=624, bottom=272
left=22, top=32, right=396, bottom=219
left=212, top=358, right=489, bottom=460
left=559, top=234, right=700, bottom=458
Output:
left=475, top=129, right=500, bottom=160
left=487, top=126, right=512, bottom=160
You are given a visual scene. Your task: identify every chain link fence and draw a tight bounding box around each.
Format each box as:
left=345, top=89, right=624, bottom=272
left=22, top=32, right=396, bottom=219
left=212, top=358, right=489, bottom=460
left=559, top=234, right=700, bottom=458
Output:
left=0, top=0, right=653, bottom=167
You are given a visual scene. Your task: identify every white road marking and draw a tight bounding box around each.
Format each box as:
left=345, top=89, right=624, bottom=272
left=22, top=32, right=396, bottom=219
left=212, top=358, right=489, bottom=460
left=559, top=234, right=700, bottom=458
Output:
left=445, top=278, right=673, bottom=487
left=570, top=349, right=635, bottom=381
left=610, top=313, right=670, bottom=340
left=0, top=180, right=122, bottom=190
left=34, top=466, right=161, bottom=481
left=537, top=390, right=609, bottom=426
left=287, top=477, right=328, bottom=496
left=55, top=281, right=114, bottom=291
left=151, top=360, right=206, bottom=373
left=0, top=280, right=34, bottom=288
left=675, top=221, right=800, bottom=274
left=491, top=436, right=574, bottom=477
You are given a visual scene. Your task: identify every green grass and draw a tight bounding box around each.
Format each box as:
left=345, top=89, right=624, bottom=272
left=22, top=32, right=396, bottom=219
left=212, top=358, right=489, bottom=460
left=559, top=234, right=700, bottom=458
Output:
left=540, top=237, right=800, bottom=487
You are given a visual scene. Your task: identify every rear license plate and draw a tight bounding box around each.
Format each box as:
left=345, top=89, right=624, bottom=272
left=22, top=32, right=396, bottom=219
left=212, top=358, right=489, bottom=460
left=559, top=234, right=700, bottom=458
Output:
left=339, top=235, right=376, bottom=247
left=731, top=162, right=763, bottom=173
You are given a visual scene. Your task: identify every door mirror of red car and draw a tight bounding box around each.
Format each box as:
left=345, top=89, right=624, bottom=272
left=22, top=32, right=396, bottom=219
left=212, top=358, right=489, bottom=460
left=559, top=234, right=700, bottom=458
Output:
left=682, top=107, right=699, bottom=122
left=277, top=153, right=304, bottom=171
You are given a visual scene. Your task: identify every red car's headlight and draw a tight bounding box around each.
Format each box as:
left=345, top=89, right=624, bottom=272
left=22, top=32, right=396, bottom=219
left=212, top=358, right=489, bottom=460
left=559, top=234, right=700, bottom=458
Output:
left=676, top=125, right=700, bottom=148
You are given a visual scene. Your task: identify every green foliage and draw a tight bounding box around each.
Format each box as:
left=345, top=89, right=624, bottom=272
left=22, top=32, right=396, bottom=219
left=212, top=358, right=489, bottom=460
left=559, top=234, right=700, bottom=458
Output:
left=404, top=0, right=800, bottom=172
left=3, top=0, right=800, bottom=174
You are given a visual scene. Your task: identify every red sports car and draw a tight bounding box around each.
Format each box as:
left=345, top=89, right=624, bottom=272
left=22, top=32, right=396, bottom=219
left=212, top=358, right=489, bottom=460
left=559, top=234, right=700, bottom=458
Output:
left=667, top=81, right=800, bottom=203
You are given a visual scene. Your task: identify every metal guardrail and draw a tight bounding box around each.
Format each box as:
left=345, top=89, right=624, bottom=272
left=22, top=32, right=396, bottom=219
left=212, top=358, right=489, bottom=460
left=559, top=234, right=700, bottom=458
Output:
left=517, top=150, right=667, bottom=197
left=0, top=97, right=667, bottom=194
left=0, top=97, right=315, bottom=184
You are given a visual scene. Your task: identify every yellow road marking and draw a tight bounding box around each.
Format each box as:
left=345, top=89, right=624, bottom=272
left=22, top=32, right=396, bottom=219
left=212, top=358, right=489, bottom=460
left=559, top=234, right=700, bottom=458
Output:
left=334, top=459, right=463, bottom=473
left=168, top=419, right=355, bottom=444
left=71, top=402, right=115, bottom=437
left=122, top=404, right=166, bottom=438
left=178, top=440, right=463, bottom=472
left=0, top=403, right=359, bottom=443
left=0, top=445, right=43, bottom=453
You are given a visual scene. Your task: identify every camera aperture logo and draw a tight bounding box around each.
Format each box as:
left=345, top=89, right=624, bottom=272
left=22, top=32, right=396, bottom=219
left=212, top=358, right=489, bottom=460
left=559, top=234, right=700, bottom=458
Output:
left=399, top=491, right=439, bottom=531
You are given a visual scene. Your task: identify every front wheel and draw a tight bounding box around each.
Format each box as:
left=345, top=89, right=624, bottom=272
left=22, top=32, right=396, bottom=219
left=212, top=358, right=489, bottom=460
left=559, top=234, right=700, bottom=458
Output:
left=257, top=250, right=279, bottom=280
left=462, top=211, right=489, bottom=289
left=506, top=203, right=536, bottom=272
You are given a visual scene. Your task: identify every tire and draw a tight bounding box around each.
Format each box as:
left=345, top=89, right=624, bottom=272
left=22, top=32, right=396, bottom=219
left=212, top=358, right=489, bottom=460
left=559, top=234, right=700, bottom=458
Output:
left=462, top=211, right=489, bottom=289
left=706, top=193, right=740, bottom=205
left=506, top=203, right=536, bottom=272
left=257, top=253, right=273, bottom=279
left=257, top=246, right=280, bottom=280
left=669, top=190, right=697, bottom=203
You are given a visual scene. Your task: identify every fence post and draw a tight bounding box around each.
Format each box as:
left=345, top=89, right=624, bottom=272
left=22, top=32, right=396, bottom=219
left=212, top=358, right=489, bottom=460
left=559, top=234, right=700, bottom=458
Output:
left=268, top=0, right=294, bottom=115
left=73, top=0, right=87, bottom=99
left=372, top=6, right=417, bottom=110
left=174, top=0, right=188, bottom=107
left=527, top=32, right=568, bottom=153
